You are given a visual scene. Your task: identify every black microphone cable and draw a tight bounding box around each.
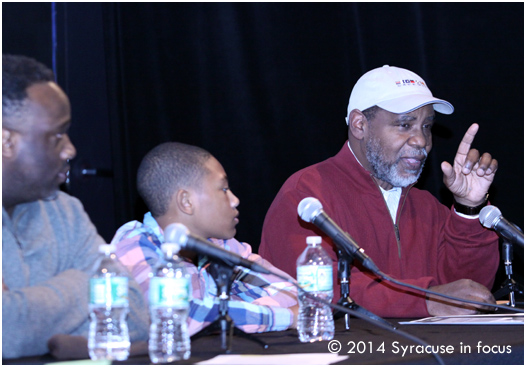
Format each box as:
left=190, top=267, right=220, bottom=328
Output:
left=374, top=270, right=522, bottom=314
left=267, top=269, right=446, bottom=365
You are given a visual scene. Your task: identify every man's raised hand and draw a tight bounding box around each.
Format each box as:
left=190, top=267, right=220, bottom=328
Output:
left=441, top=123, right=498, bottom=206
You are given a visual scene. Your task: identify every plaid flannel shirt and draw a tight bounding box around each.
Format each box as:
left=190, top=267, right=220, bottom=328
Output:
left=111, top=212, right=297, bottom=335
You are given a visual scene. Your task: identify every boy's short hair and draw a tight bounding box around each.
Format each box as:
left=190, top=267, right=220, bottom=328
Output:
left=137, top=142, right=212, bottom=217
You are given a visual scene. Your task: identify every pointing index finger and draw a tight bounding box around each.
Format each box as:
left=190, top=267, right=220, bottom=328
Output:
left=456, top=123, right=479, bottom=157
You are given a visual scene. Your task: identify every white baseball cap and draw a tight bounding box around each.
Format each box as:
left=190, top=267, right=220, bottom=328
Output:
left=345, top=65, right=454, bottom=124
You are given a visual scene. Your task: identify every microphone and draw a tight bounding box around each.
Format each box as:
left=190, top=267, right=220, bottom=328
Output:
left=479, top=205, right=524, bottom=247
left=164, top=223, right=271, bottom=274
left=297, top=197, right=380, bottom=274
left=297, top=198, right=521, bottom=316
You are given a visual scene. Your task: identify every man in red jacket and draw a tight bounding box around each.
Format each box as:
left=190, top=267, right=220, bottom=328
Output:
left=259, top=65, right=499, bottom=317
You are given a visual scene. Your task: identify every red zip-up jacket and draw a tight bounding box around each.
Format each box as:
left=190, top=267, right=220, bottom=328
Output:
left=259, top=142, right=499, bottom=317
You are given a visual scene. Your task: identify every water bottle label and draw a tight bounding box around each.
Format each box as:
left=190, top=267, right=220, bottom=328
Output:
left=297, top=265, right=333, bottom=292
left=90, top=277, right=129, bottom=306
left=149, top=277, right=190, bottom=307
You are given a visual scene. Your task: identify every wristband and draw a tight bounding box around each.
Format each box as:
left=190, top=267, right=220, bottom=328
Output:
left=453, top=193, right=489, bottom=215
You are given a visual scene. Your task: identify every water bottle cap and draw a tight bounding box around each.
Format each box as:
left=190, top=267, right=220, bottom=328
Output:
left=161, top=242, right=181, bottom=255
left=306, top=236, right=322, bottom=245
left=98, top=243, right=116, bottom=254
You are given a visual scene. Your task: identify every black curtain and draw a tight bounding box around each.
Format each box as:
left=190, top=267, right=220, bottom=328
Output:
left=105, top=3, right=524, bottom=246
left=3, top=2, right=523, bottom=290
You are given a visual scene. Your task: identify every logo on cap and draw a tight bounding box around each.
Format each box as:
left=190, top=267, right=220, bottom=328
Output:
left=396, top=79, right=426, bottom=87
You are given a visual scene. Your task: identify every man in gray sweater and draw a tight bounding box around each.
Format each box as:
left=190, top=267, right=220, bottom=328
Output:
left=2, top=55, right=149, bottom=359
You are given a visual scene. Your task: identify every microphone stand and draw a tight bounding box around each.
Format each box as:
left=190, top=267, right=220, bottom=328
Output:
left=333, top=250, right=397, bottom=329
left=492, top=240, right=523, bottom=307
left=191, top=261, right=268, bottom=352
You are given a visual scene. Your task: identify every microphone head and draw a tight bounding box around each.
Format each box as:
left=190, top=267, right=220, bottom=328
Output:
left=164, top=222, right=189, bottom=246
left=298, top=197, right=323, bottom=223
left=479, top=205, right=501, bottom=228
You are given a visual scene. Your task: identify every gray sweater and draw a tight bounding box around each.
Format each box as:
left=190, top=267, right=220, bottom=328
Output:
left=2, top=192, right=149, bottom=359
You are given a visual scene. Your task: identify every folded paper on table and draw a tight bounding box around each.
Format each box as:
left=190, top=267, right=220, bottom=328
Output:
left=197, top=353, right=348, bottom=365
left=399, top=313, right=524, bottom=325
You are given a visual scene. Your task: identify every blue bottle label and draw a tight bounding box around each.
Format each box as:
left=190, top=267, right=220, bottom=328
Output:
left=297, top=265, right=333, bottom=292
left=149, top=277, right=190, bottom=307
left=90, top=276, right=129, bottom=306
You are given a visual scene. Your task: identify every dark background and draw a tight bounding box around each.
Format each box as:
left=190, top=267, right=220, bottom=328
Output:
left=3, top=2, right=523, bottom=293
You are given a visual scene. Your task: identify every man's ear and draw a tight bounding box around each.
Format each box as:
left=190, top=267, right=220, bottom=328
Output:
left=2, top=128, right=17, bottom=159
left=347, top=109, right=367, bottom=140
left=175, top=189, right=194, bottom=215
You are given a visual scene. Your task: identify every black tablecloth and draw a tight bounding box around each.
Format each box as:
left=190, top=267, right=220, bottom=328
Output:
left=3, top=316, right=524, bottom=365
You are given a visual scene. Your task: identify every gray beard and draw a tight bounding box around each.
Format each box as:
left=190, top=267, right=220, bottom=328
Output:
left=365, top=136, right=427, bottom=188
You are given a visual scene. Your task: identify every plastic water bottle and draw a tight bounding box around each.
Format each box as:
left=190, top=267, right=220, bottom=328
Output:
left=88, top=244, right=131, bottom=361
left=296, top=236, right=335, bottom=342
left=148, top=243, right=191, bottom=363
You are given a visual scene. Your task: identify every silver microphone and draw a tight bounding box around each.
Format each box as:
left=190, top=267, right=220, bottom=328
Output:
left=298, top=197, right=380, bottom=274
left=479, top=205, right=523, bottom=247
